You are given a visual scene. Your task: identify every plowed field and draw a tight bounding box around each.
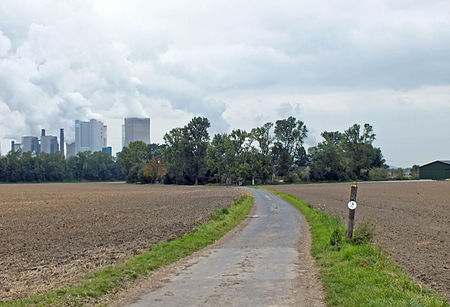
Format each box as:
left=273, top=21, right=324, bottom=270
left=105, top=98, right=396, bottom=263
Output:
left=0, top=183, right=245, bottom=301
left=267, top=181, right=450, bottom=300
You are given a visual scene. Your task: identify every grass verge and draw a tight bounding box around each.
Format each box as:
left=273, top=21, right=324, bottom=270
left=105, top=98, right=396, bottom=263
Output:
left=3, top=195, right=253, bottom=306
left=262, top=188, right=448, bottom=307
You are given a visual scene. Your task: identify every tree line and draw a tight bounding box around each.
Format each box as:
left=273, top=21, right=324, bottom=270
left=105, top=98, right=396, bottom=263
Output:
left=1, top=116, right=396, bottom=184
left=118, top=116, right=388, bottom=185
left=0, top=150, right=124, bottom=183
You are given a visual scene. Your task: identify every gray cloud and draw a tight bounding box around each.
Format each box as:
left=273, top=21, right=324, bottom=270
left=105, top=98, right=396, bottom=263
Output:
left=0, top=0, right=449, bottom=163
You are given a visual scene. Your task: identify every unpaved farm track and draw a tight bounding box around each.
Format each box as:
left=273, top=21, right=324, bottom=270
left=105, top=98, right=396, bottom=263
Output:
left=0, top=183, right=245, bottom=301
left=267, top=181, right=450, bottom=300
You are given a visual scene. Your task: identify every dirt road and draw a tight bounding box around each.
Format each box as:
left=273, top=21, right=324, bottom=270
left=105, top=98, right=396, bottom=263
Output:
left=125, top=188, right=324, bottom=307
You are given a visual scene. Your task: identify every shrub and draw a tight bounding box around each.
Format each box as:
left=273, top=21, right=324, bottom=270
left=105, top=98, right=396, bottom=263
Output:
left=369, top=167, right=389, bottom=181
left=330, top=227, right=345, bottom=250
left=283, top=172, right=299, bottom=184
left=352, top=221, right=375, bottom=245
left=298, top=168, right=310, bottom=182
left=211, top=207, right=230, bottom=221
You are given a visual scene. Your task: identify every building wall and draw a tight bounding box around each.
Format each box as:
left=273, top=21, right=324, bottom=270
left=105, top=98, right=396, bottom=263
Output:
left=90, top=119, right=105, bottom=152
left=102, top=146, right=112, bottom=156
left=419, top=162, right=450, bottom=180
left=75, top=119, right=107, bottom=154
left=123, top=117, right=150, bottom=148
left=21, top=136, right=39, bottom=154
left=66, top=142, right=76, bottom=158
left=41, top=136, right=59, bottom=154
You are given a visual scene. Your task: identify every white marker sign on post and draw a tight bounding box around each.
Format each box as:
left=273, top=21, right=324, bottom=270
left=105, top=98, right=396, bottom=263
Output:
left=347, top=201, right=357, bottom=210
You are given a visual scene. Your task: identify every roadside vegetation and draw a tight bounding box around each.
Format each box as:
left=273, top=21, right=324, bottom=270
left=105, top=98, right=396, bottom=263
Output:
left=263, top=188, right=448, bottom=307
left=3, top=195, right=253, bottom=306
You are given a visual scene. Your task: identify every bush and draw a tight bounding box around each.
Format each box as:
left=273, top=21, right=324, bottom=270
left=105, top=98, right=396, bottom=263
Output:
left=283, top=172, right=299, bottom=184
left=211, top=207, right=230, bottom=221
left=298, top=168, right=310, bottom=182
left=352, top=221, right=375, bottom=245
left=369, top=167, right=389, bottom=181
left=394, top=168, right=406, bottom=180
left=330, top=227, right=344, bottom=250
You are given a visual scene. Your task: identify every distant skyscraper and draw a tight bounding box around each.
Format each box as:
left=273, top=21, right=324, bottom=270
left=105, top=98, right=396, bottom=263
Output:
left=103, top=125, right=107, bottom=147
left=41, top=135, right=59, bottom=154
left=60, top=129, right=65, bottom=156
left=66, top=142, right=76, bottom=158
left=123, top=117, right=150, bottom=148
left=21, top=136, right=39, bottom=154
left=75, top=119, right=107, bottom=154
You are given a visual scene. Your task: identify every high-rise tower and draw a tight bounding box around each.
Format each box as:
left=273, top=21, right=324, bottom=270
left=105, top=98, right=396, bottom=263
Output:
left=122, top=117, right=150, bottom=148
left=60, top=128, right=65, bottom=156
left=75, top=119, right=107, bottom=154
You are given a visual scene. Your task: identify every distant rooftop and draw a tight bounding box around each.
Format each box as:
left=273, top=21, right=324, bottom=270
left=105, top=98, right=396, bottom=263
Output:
left=420, top=160, right=450, bottom=167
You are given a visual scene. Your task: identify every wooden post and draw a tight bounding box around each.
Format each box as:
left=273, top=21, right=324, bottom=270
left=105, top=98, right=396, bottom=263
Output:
left=346, top=183, right=358, bottom=241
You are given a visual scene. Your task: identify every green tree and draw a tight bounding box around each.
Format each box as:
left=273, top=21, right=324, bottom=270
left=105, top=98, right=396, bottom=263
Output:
left=273, top=116, right=308, bottom=176
left=410, top=165, right=420, bottom=179
left=250, top=122, right=274, bottom=183
left=0, top=156, right=7, bottom=182
left=163, top=117, right=210, bottom=185
left=163, top=127, right=188, bottom=184
left=207, top=133, right=230, bottom=184
left=20, top=151, right=36, bottom=182
left=309, top=131, right=348, bottom=181
left=143, top=157, right=166, bottom=183
left=6, top=150, right=23, bottom=182
left=207, top=129, right=253, bottom=185
left=36, top=153, right=66, bottom=181
left=84, top=152, right=114, bottom=181
left=342, top=123, right=385, bottom=179
left=184, top=117, right=211, bottom=185
left=118, top=141, right=151, bottom=183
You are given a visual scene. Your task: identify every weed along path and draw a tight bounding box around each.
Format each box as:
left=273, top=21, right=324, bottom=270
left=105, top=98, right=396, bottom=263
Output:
left=124, top=188, right=324, bottom=306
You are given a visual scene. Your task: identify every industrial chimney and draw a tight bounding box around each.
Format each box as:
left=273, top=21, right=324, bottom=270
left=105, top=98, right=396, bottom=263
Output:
left=60, top=128, right=65, bottom=156
left=11, top=140, right=15, bottom=152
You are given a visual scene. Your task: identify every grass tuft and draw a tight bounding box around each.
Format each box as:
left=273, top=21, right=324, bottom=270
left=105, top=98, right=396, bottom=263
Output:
left=3, top=195, right=253, bottom=306
left=262, top=188, right=448, bottom=307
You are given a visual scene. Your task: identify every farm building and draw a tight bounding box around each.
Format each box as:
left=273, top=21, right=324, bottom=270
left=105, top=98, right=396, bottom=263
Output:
left=419, top=160, right=450, bottom=180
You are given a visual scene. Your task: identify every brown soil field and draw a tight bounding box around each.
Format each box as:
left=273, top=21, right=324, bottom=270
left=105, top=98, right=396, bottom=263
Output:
left=0, top=183, right=245, bottom=301
left=267, top=181, right=450, bottom=300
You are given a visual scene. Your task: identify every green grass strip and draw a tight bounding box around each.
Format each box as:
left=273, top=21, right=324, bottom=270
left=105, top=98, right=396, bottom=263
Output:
left=3, top=195, right=253, bottom=307
left=262, top=188, right=448, bottom=307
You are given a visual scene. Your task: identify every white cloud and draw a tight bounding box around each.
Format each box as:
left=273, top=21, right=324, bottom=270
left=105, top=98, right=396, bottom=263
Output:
left=0, top=30, right=10, bottom=57
left=0, top=0, right=449, bottom=164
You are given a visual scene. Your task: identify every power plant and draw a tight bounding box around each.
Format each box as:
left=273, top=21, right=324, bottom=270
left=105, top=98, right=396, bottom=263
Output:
left=8, top=116, right=150, bottom=157
left=11, top=128, right=62, bottom=156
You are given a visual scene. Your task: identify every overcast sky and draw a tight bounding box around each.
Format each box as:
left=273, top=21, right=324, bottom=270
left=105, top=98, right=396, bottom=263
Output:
left=0, top=0, right=449, bottom=167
